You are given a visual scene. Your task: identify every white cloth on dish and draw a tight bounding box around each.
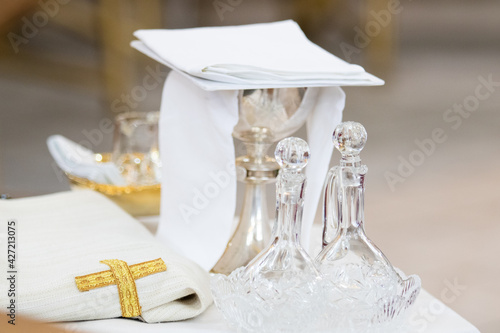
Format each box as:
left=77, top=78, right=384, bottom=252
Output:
left=0, top=191, right=212, bottom=323
left=47, top=135, right=126, bottom=186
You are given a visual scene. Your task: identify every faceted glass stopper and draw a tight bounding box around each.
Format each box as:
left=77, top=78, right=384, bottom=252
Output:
left=275, top=137, right=309, bottom=170
left=332, top=121, right=367, bottom=156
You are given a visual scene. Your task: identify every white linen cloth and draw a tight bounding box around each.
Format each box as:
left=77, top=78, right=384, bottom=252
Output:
left=47, top=135, right=126, bottom=186
left=59, top=290, right=480, bottom=333
left=132, top=20, right=383, bottom=90
left=131, top=20, right=380, bottom=271
left=0, top=191, right=212, bottom=323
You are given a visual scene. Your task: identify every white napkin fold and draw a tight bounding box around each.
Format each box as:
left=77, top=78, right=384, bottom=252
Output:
left=132, top=20, right=383, bottom=90
left=0, top=191, right=212, bottom=323
left=47, top=135, right=126, bottom=186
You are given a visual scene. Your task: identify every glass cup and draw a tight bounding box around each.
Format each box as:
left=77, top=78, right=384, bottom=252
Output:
left=112, top=111, right=161, bottom=186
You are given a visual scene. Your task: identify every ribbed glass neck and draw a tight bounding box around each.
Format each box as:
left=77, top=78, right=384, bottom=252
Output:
left=274, top=170, right=306, bottom=244
left=338, top=175, right=365, bottom=233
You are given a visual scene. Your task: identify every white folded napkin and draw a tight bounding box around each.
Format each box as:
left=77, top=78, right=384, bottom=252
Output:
left=131, top=20, right=382, bottom=270
left=0, top=191, right=213, bottom=323
left=132, top=20, right=384, bottom=90
left=47, top=135, right=126, bottom=186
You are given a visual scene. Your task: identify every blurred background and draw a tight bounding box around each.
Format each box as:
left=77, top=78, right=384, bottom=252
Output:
left=1, top=0, right=499, bottom=331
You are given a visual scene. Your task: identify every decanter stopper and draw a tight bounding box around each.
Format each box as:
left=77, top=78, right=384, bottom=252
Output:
left=333, top=121, right=367, bottom=162
left=275, top=136, right=310, bottom=170
left=316, top=121, right=421, bottom=331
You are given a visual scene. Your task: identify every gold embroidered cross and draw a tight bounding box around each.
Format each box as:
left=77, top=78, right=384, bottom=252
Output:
left=75, top=258, right=166, bottom=317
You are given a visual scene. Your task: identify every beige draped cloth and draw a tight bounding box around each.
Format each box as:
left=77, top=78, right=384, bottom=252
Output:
left=0, top=191, right=212, bottom=323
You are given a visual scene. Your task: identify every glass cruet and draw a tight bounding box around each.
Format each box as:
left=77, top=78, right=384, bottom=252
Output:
left=315, top=122, right=421, bottom=332
left=243, top=136, right=320, bottom=281
left=211, top=137, right=322, bottom=333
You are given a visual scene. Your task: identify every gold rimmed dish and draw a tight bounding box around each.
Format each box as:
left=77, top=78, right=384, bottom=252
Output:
left=64, top=153, right=161, bottom=217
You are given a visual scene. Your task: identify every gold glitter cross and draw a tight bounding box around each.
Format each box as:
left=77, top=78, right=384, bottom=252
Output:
left=75, top=258, right=166, bottom=317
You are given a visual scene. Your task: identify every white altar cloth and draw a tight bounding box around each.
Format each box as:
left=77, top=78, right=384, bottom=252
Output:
left=60, top=289, right=479, bottom=333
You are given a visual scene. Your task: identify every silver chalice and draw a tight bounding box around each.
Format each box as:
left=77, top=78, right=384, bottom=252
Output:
left=211, top=88, right=313, bottom=274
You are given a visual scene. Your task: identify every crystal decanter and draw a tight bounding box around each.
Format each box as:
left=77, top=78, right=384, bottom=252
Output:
left=211, top=137, right=322, bottom=333
left=315, top=122, right=421, bottom=332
